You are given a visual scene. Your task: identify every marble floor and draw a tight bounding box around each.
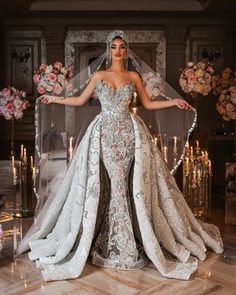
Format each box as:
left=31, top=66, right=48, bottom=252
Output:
left=0, top=161, right=236, bottom=295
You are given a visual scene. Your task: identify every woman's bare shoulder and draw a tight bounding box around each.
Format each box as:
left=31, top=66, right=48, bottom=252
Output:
left=128, top=71, right=142, bottom=83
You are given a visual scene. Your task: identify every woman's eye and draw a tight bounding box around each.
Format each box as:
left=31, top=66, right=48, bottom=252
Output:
left=120, top=45, right=126, bottom=49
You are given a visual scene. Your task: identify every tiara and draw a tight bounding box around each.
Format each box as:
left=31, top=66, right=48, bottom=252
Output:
left=106, top=30, right=129, bottom=45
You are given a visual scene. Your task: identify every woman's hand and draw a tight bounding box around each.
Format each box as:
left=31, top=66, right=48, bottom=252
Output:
left=39, top=94, right=59, bottom=104
left=174, top=99, right=193, bottom=111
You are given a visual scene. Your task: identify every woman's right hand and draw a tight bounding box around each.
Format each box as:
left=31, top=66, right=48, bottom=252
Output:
left=39, top=94, right=56, bottom=104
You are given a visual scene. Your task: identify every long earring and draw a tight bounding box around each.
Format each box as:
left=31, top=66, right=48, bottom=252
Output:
left=106, top=47, right=111, bottom=68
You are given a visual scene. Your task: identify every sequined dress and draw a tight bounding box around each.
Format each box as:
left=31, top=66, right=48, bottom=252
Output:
left=18, top=80, right=224, bottom=281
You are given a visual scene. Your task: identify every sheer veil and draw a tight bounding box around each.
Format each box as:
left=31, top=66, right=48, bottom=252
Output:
left=17, top=31, right=196, bottom=255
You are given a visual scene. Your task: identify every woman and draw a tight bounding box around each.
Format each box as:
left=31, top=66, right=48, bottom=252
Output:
left=17, top=30, right=223, bottom=281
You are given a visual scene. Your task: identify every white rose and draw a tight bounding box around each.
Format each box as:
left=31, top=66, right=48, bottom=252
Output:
left=46, top=85, right=54, bottom=92
left=45, top=65, right=53, bottom=74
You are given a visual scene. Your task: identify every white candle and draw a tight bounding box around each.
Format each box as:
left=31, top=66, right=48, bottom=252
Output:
left=69, top=137, right=73, bottom=161
left=185, top=140, right=190, bottom=156
left=173, top=136, right=177, bottom=154
left=154, top=137, right=158, bottom=146
left=32, top=167, right=36, bottom=185
left=190, top=147, right=194, bottom=161
left=132, top=107, right=137, bottom=114
left=133, top=91, right=137, bottom=104
left=163, top=146, right=168, bottom=163
left=185, top=157, right=189, bottom=175
left=196, top=140, right=199, bottom=154
left=30, top=156, right=33, bottom=169
left=11, top=155, right=15, bottom=171
left=23, top=148, right=27, bottom=164
left=20, top=145, right=24, bottom=161
left=13, top=224, right=17, bottom=253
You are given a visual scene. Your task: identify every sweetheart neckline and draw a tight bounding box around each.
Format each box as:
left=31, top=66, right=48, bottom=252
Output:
left=97, top=80, right=134, bottom=92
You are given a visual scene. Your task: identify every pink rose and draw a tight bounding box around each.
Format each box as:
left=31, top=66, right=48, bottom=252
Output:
left=22, top=100, right=30, bottom=110
left=37, top=86, right=46, bottom=94
left=231, top=87, right=236, bottom=98
left=33, top=74, right=40, bottom=84
left=188, top=75, right=196, bottom=84
left=6, top=103, right=14, bottom=114
left=2, top=88, right=11, bottom=97
left=54, top=62, right=63, bottom=71
left=39, top=64, right=47, bottom=71
left=207, top=66, right=214, bottom=75
left=53, top=83, right=63, bottom=94
left=216, top=103, right=226, bottom=115
left=48, top=73, right=57, bottom=82
left=185, top=69, right=194, bottom=77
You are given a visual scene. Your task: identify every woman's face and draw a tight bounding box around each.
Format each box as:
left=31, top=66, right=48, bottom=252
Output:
left=110, top=38, right=127, bottom=62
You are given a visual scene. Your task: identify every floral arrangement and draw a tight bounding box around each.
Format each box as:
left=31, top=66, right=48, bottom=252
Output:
left=179, top=61, right=214, bottom=96
left=0, top=87, right=29, bottom=120
left=212, top=67, right=236, bottom=96
left=0, top=224, right=4, bottom=252
left=142, top=72, right=161, bottom=100
left=216, top=86, right=236, bottom=121
left=33, top=62, right=73, bottom=95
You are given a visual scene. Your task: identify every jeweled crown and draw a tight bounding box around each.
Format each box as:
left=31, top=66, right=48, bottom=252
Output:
left=106, top=30, right=129, bottom=45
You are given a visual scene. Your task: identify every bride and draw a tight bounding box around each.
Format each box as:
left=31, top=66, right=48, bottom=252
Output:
left=17, top=30, right=223, bottom=281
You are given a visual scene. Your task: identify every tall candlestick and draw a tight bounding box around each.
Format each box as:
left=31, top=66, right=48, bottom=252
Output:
left=32, top=167, right=36, bottom=186
left=185, top=157, right=189, bottom=176
left=197, top=169, right=201, bottom=185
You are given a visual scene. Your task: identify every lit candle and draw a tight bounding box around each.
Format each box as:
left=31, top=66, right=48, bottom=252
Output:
left=20, top=144, right=24, bottom=161
left=185, top=140, right=190, bottom=156
left=185, top=157, right=189, bottom=176
left=190, top=147, right=194, bottom=161
left=133, top=91, right=137, bottom=104
left=11, top=155, right=15, bottom=171
left=163, top=146, right=168, bottom=163
left=132, top=107, right=137, bottom=114
left=30, top=156, right=33, bottom=169
left=32, top=167, right=35, bottom=185
left=208, top=160, right=212, bottom=174
left=196, top=140, right=199, bottom=154
left=13, top=224, right=17, bottom=253
left=173, top=136, right=177, bottom=154
left=23, top=148, right=27, bottom=164
left=205, top=151, right=208, bottom=162
left=197, top=169, right=201, bottom=184
left=13, top=167, right=17, bottom=179
left=193, top=170, right=196, bottom=184
left=69, top=137, right=73, bottom=161
left=154, top=136, right=158, bottom=146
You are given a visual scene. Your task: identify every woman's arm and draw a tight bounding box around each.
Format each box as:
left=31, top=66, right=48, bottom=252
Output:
left=132, top=72, right=192, bottom=111
left=40, top=73, right=100, bottom=106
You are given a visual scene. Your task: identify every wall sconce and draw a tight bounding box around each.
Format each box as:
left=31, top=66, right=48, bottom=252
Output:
left=12, top=47, right=31, bottom=63
left=201, top=48, right=221, bottom=62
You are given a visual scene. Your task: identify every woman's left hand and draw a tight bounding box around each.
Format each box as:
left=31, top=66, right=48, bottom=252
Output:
left=174, top=99, right=193, bottom=111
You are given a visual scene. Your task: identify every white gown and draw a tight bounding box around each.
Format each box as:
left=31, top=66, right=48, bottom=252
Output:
left=17, top=80, right=223, bottom=281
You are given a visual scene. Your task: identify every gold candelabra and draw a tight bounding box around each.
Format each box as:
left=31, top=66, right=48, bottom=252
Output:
left=183, top=141, right=212, bottom=220
left=11, top=145, right=35, bottom=218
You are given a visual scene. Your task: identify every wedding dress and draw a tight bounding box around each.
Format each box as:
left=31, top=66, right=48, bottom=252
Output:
left=19, top=79, right=223, bottom=281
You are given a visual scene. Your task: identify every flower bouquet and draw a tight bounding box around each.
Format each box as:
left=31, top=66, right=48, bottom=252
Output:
left=142, top=72, right=161, bottom=100
left=212, top=67, right=236, bottom=96
left=216, top=86, right=236, bottom=121
left=33, top=62, right=73, bottom=95
left=0, top=87, right=29, bottom=120
left=179, top=61, right=214, bottom=97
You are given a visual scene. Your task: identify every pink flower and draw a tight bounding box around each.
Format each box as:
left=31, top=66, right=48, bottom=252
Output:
left=37, top=86, right=46, bottom=94
left=48, top=73, right=57, bottom=82
left=185, top=69, right=194, bottom=77
left=39, top=64, right=47, bottom=71
left=2, top=88, right=11, bottom=97
left=188, top=75, right=196, bottom=84
left=207, top=66, right=214, bottom=75
left=53, top=83, right=63, bottom=94
left=33, top=74, right=40, bottom=84
left=6, top=103, right=14, bottom=114
left=54, top=62, right=63, bottom=71
left=216, top=103, right=226, bottom=115
left=231, top=87, right=236, bottom=98
left=22, top=100, right=30, bottom=110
